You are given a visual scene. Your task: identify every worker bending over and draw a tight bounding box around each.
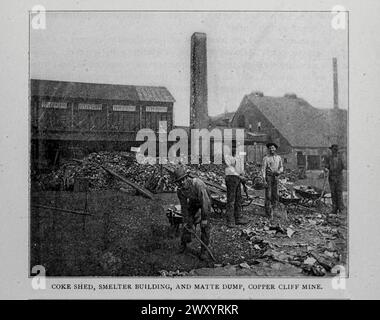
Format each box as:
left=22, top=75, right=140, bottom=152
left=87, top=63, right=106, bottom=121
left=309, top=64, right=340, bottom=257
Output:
left=174, top=166, right=212, bottom=261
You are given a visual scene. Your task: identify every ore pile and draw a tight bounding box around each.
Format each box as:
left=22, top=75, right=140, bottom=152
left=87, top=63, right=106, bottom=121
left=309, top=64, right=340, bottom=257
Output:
left=32, top=151, right=177, bottom=192
left=188, top=164, right=225, bottom=186
left=32, top=152, right=269, bottom=193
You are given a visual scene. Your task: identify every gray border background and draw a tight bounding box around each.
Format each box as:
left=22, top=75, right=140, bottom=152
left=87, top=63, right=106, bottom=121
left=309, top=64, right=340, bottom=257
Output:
left=0, top=0, right=379, bottom=299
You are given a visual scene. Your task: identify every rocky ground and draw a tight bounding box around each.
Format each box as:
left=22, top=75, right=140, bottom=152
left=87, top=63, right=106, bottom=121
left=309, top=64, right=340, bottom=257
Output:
left=30, top=188, right=347, bottom=277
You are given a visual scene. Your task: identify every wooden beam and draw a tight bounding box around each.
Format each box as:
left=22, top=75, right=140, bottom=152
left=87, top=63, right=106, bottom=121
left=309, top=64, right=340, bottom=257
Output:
left=73, top=158, right=154, bottom=200
left=101, top=165, right=154, bottom=200
left=32, top=204, right=92, bottom=216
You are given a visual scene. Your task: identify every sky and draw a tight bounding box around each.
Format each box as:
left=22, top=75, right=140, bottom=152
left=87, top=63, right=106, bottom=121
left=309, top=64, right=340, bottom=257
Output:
left=30, top=11, right=348, bottom=126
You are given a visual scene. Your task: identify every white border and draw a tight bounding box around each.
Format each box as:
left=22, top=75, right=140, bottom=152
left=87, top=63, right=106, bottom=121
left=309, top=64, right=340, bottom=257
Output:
left=1, top=0, right=380, bottom=299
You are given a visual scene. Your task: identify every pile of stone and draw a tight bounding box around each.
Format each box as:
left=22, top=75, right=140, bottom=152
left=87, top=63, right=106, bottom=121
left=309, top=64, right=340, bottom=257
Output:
left=32, top=151, right=177, bottom=192
left=32, top=152, right=266, bottom=193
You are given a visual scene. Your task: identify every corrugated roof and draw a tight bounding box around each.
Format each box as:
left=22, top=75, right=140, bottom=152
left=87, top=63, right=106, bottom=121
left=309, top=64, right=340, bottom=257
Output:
left=31, top=79, right=175, bottom=103
left=241, top=94, right=347, bottom=148
left=209, top=112, right=235, bottom=126
left=136, top=86, right=175, bottom=103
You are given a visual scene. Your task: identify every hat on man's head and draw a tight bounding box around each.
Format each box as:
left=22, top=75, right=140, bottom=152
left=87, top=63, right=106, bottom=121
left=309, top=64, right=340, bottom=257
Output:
left=173, top=166, right=188, bottom=182
left=266, top=142, right=278, bottom=149
left=329, top=144, right=339, bottom=150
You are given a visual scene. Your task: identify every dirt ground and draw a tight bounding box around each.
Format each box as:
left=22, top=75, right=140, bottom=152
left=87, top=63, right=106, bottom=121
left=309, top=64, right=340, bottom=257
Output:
left=30, top=187, right=348, bottom=277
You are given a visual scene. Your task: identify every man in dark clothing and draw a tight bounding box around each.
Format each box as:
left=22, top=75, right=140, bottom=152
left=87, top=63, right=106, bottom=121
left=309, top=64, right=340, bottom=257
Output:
left=324, top=144, right=345, bottom=216
left=174, top=166, right=212, bottom=261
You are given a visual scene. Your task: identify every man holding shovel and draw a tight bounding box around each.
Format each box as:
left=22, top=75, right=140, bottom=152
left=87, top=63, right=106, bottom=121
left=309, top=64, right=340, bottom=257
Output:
left=262, top=142, right=284, bottom=218
left=174, top=166, right=213, bottom=261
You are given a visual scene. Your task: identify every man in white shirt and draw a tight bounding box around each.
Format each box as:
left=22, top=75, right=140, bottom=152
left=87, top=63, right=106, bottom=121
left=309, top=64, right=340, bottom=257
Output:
left=224, top=149, right=249, bottom=228
left=262, top=142, right=284, bottom=218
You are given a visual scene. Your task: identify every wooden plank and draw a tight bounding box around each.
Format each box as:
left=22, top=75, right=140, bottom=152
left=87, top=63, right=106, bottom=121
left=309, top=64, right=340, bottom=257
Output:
left=72, top=158, right=154, bottom=199
left=100, top=165, right=154, bottom=200
left=33, top=204, right=92, bottom=216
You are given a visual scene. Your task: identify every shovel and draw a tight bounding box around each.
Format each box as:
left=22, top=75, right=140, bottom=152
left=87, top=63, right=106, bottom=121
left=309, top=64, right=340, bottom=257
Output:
left=182, top=224, right=217, bottom=262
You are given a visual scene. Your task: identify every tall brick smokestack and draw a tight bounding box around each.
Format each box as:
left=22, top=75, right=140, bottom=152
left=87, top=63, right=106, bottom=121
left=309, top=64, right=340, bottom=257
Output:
left=333, top=57, right=339, bottom=109
left=190, top=32, right=209, bottom=128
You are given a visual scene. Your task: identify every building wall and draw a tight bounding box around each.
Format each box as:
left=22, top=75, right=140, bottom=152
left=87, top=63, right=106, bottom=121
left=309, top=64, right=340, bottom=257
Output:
left=231, top=96, right=292, bottom=162
left=31, top=95, right=174, bottom=169
left=245, top=143, right=267, bottom=164
left=31, top=96, right=174, bottom=140
left=280, top=147, right=333, bottom=171
left=230, top=96, right=348, bottom=171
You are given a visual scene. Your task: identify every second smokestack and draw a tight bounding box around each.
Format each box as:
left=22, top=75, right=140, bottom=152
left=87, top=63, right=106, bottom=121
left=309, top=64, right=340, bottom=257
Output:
left=333, top=57, right=339, bottom=109
left=190, top=32, right=209, bottom=129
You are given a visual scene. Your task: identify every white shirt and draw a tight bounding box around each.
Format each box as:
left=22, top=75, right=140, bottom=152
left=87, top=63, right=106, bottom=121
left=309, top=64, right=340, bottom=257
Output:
left=224, top=154, right=244, bottom=176
left=262, top=154, right=283, bottom=178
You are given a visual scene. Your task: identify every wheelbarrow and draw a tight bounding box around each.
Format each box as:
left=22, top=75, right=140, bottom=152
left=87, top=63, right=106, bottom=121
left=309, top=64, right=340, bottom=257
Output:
left=293, top=185, right=328, bottom=208
left=210, top=192, right=256, bottom=215
left=210, top=193, right=227, bottom=215
left=165, top=205, right=184, bottom=236
left=278, top=194, right=302, bottom=214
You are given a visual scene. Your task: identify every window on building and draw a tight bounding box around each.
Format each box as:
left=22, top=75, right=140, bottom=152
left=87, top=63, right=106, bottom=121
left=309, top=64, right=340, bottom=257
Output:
left=74, top=103, right=106, bottom=131
left=297, top=152, right=306, bottom=167
left=113, top=105, right=136, bottom=112
left=39, top=101, right=69, bottom=130
left=306, top=155, right=321, bottom=170
left=146, top=106, right=167, bottom=113
left=237, top=115, right=245, bottom=128
left=42, top=101, right=67, bottom=109
left=109, top=105, right=138, bottom=132
left=78, top=103, right=102, bottom=110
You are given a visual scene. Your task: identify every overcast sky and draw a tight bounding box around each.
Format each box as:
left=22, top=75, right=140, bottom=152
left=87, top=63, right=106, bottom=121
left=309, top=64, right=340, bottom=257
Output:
left=30, top=11, right=348, bottom=126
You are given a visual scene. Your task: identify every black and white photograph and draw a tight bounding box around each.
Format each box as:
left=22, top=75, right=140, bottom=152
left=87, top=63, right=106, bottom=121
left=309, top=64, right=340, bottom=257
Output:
left=4, top=0, right=380, bottom=302
left=29, top=10, right=348, bottom=278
